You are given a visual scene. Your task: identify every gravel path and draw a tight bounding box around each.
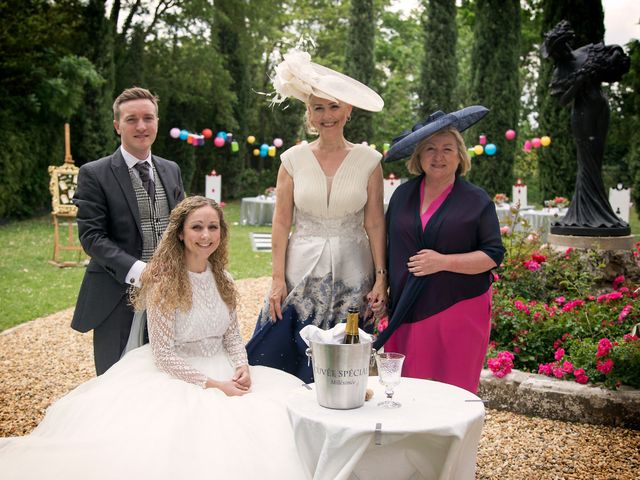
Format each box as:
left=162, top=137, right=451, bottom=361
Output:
left=1, top=277, right=638, bottom=479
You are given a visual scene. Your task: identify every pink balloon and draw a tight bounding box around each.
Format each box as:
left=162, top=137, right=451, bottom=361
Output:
left=532, top=137, right=541, bottom=148
left=273, top=138, right=283, bottom=148
left=479, top=135, right=487, bottom=145
left=505, top=129, right=516, bottom=140
left=170, top=128, right=180, bottom=139
left=523, top=140, right=532, bottom=152
left=213, top=137, right=225, bottom=148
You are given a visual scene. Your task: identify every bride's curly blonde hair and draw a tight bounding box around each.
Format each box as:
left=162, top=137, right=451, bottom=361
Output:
left=131, top=196, right=237, bottom=316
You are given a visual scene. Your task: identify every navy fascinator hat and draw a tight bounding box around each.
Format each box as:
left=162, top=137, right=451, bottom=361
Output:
left=384, top=105, right=490, bottom=163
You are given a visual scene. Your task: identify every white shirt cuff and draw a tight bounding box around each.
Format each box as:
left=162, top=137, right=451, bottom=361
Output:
left=126, top=261, right=146, bottom=287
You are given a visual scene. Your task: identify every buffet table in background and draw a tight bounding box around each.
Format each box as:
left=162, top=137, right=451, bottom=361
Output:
left=286, top=377, right=485, bottom=480
left=495, top=204, right=568, bottom=241
left=240, top=196, right=276, bottom=226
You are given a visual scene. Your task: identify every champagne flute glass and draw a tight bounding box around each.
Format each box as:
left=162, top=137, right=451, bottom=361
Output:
left=376, top=353, right=405, bottom=408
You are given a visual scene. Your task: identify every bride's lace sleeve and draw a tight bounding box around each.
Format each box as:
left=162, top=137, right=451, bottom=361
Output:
left=147, top=306, right=208, bottom=388
left=222, top=310, right=248, bottom=368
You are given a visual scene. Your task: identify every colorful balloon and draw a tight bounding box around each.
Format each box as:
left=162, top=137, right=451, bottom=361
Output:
left=532, top=137, right=542, bottom=148
left=370, top=144, right=376, bottom=151
left=541, top=136, right=551, bottom=147
left=479, top=135, right=487, bottom=146
left=247, top=135, right=256, bottom=144
left=268, top=146, right=276, bottom=157
left=213, top=136, right=225, bottom=147
left=216, top=131, right=228, bottom=142
left=231, top=141, right=239, bottom=153
left=179, top=130, right=189, bottom=141
left=383, top=142, right=390, bottom=154
left=505, top=129, right=516, bottom=140
left=473, top=145, right=484, bottom=156
left=467, top=147, right=476, bottom=158
left=485, top=143, right=497, bottom=155
left=202, top=128, right=213, bottom=139
left=523, top=140, right=532, bottom=152
left=187, top=134, right=194, bottom=144
left=260, top=143, right=269, bottom=157
left=273, top=138, right=283, bottom=148
left=252, top=148, right=260, bottom=156
left=170, top=128, right=180, bottom=139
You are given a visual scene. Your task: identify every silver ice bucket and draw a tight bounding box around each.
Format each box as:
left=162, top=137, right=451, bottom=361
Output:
left=305, top=340, right=376, bottom=410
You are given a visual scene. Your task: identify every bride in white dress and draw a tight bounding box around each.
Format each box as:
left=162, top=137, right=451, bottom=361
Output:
left=0, top=196, right=306, bottom=479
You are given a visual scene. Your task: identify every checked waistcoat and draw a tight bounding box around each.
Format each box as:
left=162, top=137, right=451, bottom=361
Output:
left=128, top=163, right=170, bottom=261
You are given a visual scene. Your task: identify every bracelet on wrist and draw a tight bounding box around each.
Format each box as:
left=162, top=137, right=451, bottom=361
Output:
left=375, top=268, right=387, bottom=276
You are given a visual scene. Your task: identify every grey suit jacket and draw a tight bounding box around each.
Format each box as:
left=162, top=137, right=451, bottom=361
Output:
left=71, top=148, right=185, bottom=333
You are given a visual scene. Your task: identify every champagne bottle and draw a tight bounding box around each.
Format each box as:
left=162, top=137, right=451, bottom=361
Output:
left=343, top=305, right=360, bottom=344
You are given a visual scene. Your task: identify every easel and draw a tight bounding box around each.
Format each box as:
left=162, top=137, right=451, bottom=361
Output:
left=48, top=124, right=86, bottom=267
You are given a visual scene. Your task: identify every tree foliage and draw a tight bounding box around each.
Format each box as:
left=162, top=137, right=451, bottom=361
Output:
left=2, top=0, right=637, bottom=223
left=419, top=0, right=458, bottom=116
left=344, top=0, right=377, bottom=143
left=466, top=0, right=521, bottom=196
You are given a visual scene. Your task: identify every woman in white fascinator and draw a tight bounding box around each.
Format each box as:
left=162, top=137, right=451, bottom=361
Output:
left=247, top=50, right=387, bottom=383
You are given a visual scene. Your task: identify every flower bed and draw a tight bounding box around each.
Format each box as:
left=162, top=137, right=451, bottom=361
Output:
left=488, top=212, right=640, bottom=390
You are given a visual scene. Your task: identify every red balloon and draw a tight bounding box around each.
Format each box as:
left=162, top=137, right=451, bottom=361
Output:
left=202, top=128, right=213, bottom=139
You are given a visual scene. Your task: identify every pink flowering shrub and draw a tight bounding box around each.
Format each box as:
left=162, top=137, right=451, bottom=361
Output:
left=486, top=350, right=515, bottom=378
left=490, top=215, right=640, bottom=389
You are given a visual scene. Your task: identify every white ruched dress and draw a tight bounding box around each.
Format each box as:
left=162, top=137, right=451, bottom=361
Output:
left=0, top=267, right=306, bottom=479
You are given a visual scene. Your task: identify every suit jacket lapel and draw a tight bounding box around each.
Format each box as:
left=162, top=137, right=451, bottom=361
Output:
left=110, top=149, right=142, bottom=237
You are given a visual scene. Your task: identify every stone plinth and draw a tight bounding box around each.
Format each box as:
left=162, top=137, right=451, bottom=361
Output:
left=548, top=233, right=635, bottom=251
left=478, top=369, right=640, bottom=429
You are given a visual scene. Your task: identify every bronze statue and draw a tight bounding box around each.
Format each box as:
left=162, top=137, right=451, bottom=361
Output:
left=542, top=20, right=630, bottom=236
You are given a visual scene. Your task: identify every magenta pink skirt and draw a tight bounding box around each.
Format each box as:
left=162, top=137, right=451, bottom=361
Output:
left=384, top=289, right=492, bottom=393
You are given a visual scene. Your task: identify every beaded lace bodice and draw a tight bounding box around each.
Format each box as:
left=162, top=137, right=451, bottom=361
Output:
left=147, top=267, right=247, bottom=388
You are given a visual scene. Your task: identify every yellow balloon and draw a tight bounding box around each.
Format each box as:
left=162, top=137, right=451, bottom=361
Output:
left=268, top=146, right=276, bottom=157
left=252, top=148, right=260, bottom=156
left=370, top=144, right=376, bottom=150
left=541, top=136, right=551, bottom=147
left=247, top=135, right=256, bottom=144
left=473, top=145, right=484, bottom=155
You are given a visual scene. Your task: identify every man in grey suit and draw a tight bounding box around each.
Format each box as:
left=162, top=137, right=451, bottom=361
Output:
left=72, top=87, right=185, bottom=375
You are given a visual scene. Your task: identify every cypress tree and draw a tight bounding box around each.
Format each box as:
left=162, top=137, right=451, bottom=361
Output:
left=467, top=0, right=521, bottom=195
left=419, top=0, right=458, bottom=116
left=344, top=0, right=376, bottom=143
left=537, top=0, right=604, bottom=200
left=71, top=0, right=116, bottom=164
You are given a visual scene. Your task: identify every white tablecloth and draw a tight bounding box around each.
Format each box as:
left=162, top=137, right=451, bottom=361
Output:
left=495, top=205, right=567, bottom=241
left=521, top=208, right=568, bottom=238
left=240, top=196, right=276, bottom=225
left=286, top=377, right=485, bottom=480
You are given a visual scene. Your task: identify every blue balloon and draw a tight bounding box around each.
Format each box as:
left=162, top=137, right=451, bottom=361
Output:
left=485, top=143, right=497, bottom=155
left=260, top=143, right=269, bottom=157
left=179, top=129, right=189, bottom=141
left=217, top=131, right=228, bottom=142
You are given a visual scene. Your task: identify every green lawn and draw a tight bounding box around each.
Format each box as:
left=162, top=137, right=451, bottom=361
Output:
left=1, top=202, right=638, bottom=332
left=0, top=200, right=272, bottom=332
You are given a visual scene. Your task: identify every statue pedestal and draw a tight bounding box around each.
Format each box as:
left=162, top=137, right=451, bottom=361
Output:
left=548, top=233, right=635, bottom=251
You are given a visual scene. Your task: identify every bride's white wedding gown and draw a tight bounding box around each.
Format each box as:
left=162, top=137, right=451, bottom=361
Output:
left=0, top=267, right=307, bottom=479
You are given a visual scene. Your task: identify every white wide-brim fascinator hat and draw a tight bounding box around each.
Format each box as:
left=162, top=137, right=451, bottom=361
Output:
left=272, top=50, right=384, bottom=112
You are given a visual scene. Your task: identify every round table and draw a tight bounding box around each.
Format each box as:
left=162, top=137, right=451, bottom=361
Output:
left=240, top=196, right=276, bottom=225
left=286, top=377, right=485, bottom=480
